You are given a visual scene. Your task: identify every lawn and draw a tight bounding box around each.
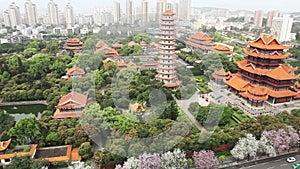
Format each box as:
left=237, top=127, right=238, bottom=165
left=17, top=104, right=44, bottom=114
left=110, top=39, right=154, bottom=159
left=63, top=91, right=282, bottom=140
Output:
left=194, top=75, right=211, bottom=94
left=232, top=111, right=250, bottom=122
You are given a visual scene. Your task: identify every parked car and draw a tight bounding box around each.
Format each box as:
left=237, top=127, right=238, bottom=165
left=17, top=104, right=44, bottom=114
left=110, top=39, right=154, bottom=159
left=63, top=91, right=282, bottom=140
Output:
left=292, top=163, right=300, bottom=169
left=287, top=157, right=296, bottom=163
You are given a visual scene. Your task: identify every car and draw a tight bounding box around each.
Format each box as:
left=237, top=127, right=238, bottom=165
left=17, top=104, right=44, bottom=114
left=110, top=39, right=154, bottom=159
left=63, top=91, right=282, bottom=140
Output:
left=292, top=163, right=300, bottom=169
left=287, top=157, right=296, bottom=163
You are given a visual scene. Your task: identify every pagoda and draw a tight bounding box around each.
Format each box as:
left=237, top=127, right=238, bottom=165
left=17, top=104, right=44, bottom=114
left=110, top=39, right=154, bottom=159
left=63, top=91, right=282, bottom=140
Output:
left=64, top=38, right=83, bottom=53
left=185, top=32, right=215, bottom=53
left=225, top=34, right=299, bottom=107
left=155, top=10, right=181, bottom=88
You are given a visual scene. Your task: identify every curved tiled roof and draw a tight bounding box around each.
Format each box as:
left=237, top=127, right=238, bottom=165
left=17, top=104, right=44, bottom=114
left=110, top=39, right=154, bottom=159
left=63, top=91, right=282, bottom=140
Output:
left=66, top=66, right=85, bottom=76
left=248, top=85, right=268, bottom=96
left=236, top=60, right=299, bottom=80
left=162, top=10, right=175, bottom=15
left=0, top=139, right=11, bottom=152
left=244, top=48, right=289, bottom=59
left=225, top=74, right=249, bottom=91
left=246, top=35, right=290, bottom=50
left=56, top=92, right=87, bottom=109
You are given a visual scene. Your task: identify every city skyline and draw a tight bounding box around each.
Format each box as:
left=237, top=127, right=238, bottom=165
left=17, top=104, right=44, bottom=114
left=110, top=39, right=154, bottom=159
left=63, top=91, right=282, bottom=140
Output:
left=0, top=0, right=299, bottom=16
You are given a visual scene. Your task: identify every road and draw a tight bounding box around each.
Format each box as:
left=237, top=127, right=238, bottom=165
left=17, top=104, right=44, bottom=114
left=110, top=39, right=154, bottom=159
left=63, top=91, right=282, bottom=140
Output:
left=241, top=155, right=300, bottom=169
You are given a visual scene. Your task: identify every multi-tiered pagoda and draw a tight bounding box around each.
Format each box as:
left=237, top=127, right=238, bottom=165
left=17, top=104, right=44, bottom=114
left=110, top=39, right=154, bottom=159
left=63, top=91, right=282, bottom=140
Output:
left=185, top=32, right=215, bottom=53
left=64, top=38, right=83, bottom=53
left=156, top=10, right=181, bottom=88
left=224, top=34, right=299, bottom=107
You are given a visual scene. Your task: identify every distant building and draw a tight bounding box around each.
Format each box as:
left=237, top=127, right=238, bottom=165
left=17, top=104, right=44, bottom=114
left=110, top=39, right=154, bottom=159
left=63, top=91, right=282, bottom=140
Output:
left=141, top=0, right=150, bottom=25
left=126, top=0, right=134, bottom=24
left=64, top=38, right=83, bottom=53
left=114, top=1, right=121, bottom=23
left=48, top=0, right=59, bottom=25
left=93, top=7, right=114, bottom=25
left=3, top=2, right=21, bottom=28
left=65, top=3, right=74, bottom=27
left=156, top=0, right=167, bottom=21
left=156, top=10, right=181, bottom=88
left=254, top=10, right=264, bottom=27
left=178, top=0, right=191, bottom=20
left=267, top=10, right=279, bottom=27
left=24, top=0, right=37, bottom=26
left=53, top=91, right=88, bottom=119
left=272, top=15, right=294, bottom=42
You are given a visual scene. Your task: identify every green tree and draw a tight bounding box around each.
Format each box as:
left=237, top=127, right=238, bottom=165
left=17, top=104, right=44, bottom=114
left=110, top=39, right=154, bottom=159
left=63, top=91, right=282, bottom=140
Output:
left=8, top=117, right=42, bottom=144
left=23, top=48, right=38, bottom=58
left=0, top=111, right=15, bottom=134
left=4, top=156, right=49, bottom=169
left=79, top=142, right=93, bottom=159
left=133, top=33, right=150, bottom=43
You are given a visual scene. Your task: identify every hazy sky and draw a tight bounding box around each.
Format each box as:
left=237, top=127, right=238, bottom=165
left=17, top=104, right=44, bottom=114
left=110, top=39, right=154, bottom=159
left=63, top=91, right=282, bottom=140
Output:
left=0, top=0, right=299, bottom=15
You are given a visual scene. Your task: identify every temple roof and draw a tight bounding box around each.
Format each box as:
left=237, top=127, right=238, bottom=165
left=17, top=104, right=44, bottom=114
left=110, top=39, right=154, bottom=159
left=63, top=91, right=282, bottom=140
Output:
left=66, top=38, right=83, bottom=44
left=128, top=41, right=137, bottom=47
left=66, top=66, right=85, bottom=76
left=266, top=65, right=299, bottom=80
left=162, top=9, right=175, bottom=15
left=56, top=92, right=87, bottom=109
left=130, top=103, right=146, bottom=112
left=95, top=41, right=109, bottom=49
left=105, top=48, right=119, bottom=57
left=225, top=74, right=250, bottom=91
left=244, top=48, right=289, bottom=59
left=246, top=34, right=291, bottom=50
left=0, top=139, right=11, bottom=152
left=236, top=60, right=299, bottom=80
left=163, top=81, right=182, bottom=87
left=189, top=32, right=213, bottom=41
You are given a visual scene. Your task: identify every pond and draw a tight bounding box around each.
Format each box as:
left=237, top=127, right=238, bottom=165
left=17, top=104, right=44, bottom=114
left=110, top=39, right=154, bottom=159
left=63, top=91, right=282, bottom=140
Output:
left=0, top=104, right=47, bottom=121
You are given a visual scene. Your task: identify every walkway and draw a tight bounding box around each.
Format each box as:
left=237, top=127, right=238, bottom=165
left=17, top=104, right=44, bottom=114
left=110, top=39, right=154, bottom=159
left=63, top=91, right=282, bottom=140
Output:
left=0, top=100, right=48, bottom=106
left=173, top=90, right=206, bottom=132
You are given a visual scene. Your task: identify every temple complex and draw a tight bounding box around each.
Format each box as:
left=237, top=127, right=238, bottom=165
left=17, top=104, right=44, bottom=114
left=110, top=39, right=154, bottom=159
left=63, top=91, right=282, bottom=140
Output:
left=155, top=10, right=181, bottom=88
left=64, top=38, right=83, bottom=53
left=214, top=34, right=300, bottom=110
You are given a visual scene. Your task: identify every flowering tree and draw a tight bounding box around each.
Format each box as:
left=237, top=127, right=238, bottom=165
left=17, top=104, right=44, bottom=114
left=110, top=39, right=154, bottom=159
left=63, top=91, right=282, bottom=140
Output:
left=262, top=126, right=300, bottom=153
left=286, top=125, right=300, bottom=147
left=138, top=153, right=161, bottom=169
left=230, top=133, right=259, bottom=160
left=193, top=150, right=219, bottom=169
left=262, top=128, right=291, bottom=153
left=68, top=161, right=91, bottom=169
left=161, top=149, right=188, bottom=169
left=257, top=136, right=276, bottom=157
left=115, top=157, right=139, bottom=169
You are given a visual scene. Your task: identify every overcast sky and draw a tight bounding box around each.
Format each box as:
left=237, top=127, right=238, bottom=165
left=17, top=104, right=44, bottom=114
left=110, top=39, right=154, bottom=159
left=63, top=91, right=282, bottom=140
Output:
left=0, top=0, right=299, bottom=15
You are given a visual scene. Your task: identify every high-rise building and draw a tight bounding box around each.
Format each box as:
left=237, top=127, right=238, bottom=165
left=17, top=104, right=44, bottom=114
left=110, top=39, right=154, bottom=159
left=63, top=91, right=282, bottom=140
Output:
left=267, top=10, right=279, bottom=27
left=93, top=7, right=114, bottom=25
left=254, top=10, right=264, bottom=27
left=77, top=14, right=93, bottom=25
left=114, top=1, right=121, bottom=23
left=156, top=10, right=181, bottom=88
left=3, top=10, right=11, bottom=27
left=65, top=3, right=74, bottom=27
left=48, top=0, right=59, bottom=25
left=25, top=0, right=37, bottom=26
left=141, top=0, right=150, bottom=25
left=173, top=2, right=179, bottom=18
left=272, top=15, right=294, bottom=42
left=126, top=0, right=134, bottom=24
left=178, top=0, right=191, bottom=20
left=156, top=0, right=166, bottom=21
left=8, top=2, right=21, bottom=28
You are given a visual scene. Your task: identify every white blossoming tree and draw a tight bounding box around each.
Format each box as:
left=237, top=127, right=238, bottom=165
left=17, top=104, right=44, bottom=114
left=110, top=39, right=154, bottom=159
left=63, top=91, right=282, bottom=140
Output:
left=230, top=133, right=259, bottom=160
left=257, top=136, right=276, bottom=157
left=161, top=149, right=188, bottom=169
left=68, top=161, right=92, bottom=169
